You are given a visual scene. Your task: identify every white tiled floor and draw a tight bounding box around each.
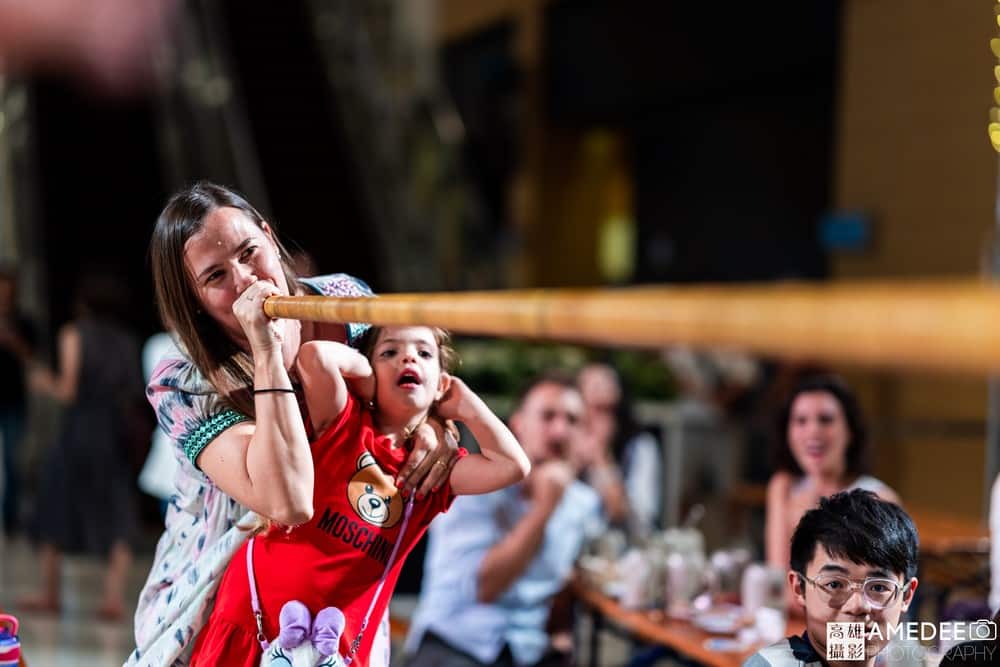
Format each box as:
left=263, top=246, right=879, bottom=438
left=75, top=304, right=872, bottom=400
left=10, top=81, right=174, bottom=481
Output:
left=1, top=535, right=149, bottom=666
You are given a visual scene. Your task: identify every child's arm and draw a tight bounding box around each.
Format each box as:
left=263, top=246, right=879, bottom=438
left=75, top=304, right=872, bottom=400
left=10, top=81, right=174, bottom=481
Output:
left=295, top=340, right=373, bottom=434
left=436, top=375, right=531, bottom=495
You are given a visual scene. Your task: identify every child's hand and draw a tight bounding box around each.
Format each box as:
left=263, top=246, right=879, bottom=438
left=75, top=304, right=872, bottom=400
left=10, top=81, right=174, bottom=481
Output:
left=434, top=374, right=479, bottom=423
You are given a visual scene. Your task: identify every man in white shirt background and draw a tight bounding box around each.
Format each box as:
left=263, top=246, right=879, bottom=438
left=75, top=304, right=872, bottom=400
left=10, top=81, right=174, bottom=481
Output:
left=405, top=371, right=604, bottom=667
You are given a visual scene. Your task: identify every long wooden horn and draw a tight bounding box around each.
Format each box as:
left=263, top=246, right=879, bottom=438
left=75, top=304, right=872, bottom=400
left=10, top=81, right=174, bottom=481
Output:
left=264, top=279, right=1000, bottom=374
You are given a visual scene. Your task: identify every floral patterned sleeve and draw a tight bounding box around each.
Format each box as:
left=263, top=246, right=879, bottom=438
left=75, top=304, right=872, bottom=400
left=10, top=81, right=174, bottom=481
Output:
left=298, top=272, right=374, bottom=345
left=146, top=355, right=250, bottom=471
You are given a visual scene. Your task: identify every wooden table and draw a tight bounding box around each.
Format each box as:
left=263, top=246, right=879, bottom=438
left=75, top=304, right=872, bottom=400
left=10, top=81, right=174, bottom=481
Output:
left=907, top=509, right=989, bottom=556
left=571, top=577, right=805, bottom=667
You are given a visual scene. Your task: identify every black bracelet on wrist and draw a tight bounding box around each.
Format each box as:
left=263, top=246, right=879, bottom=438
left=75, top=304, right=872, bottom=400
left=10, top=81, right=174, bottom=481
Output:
left=252, top=387, right=296, bottom=395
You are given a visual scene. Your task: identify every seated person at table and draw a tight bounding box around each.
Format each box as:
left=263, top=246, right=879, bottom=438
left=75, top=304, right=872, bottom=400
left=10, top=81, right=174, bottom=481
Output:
left=766, top=376, right=900, bottom=575
left=404, top=371, right=604, bottom=667
left=746, top=489, right=919, bottom=667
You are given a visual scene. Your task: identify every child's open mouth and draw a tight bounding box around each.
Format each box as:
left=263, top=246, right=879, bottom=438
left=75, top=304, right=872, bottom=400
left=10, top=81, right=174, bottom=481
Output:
left=397, top=369, right=422, bottom=389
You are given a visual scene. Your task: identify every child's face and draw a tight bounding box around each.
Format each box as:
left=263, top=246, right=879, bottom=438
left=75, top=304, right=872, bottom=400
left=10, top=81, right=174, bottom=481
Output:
left=792, top=546, right=916, bottom=662
left=369, top=326, right=446, bottom=418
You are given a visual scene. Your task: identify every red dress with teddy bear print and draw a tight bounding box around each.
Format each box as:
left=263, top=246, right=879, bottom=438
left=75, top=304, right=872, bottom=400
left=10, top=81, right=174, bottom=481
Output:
left=190, top=392, right=459, bottom=666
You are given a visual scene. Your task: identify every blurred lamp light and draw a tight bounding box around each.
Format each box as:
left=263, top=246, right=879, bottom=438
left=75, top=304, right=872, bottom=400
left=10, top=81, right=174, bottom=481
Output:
left=598, top=214, right=636, bottom=283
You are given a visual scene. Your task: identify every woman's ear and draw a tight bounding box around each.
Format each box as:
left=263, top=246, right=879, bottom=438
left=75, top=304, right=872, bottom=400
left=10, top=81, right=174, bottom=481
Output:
left=436, top=372, right=452, bottom=403
left=260, top=221, right=279, bottom=252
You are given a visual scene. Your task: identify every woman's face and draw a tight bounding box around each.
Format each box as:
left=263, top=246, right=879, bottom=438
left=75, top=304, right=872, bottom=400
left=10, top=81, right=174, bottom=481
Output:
left=787, top=390, right=851, bottom=478
left=183, top=206, right=290, bottom=346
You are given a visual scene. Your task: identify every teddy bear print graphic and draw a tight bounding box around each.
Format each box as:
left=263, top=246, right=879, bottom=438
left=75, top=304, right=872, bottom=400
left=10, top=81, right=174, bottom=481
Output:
left=348, top=453, right=404, bottom=528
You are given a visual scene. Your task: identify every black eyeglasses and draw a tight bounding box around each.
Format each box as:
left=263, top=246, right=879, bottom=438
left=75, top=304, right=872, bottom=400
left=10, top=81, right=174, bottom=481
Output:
left=796, top=572, right=904, bottom=609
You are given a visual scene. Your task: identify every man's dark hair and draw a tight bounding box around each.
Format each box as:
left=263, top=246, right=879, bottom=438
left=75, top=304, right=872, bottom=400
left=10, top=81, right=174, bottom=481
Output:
left=790, top=489, right=919, bottom=581
left=512, top=369, right=579, bottom=413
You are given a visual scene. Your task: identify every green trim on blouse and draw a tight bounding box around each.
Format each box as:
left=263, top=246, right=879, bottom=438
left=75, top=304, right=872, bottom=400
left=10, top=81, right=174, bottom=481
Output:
left=182, top=409, right=251, bottom=467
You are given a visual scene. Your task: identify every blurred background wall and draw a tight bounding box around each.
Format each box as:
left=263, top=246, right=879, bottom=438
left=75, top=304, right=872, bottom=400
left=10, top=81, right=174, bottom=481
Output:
left=831, top=0, right=994, bottom=517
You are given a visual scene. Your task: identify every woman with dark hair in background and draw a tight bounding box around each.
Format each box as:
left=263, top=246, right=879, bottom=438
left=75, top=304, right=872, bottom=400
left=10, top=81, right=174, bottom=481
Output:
left=765, top=375, right=900, bottom=575
left=19, top=271, right=143, bottom=620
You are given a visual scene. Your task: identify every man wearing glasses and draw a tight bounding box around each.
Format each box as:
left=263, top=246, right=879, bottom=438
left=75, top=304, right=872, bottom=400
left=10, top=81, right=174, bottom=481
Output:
left=745, top=489, right=919, bottom=666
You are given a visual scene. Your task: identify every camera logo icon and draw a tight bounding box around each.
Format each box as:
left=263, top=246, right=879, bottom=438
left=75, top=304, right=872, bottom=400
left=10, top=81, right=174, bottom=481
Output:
left=969, top=620, right=998, bottom=641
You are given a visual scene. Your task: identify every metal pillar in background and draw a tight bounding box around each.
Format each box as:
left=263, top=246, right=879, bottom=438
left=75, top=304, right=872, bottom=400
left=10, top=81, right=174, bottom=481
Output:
left=152, top=0, right=269, bottom=210
left=0, top=78, right=47, bottom=333
left=303, top=0, right=500, bottom=292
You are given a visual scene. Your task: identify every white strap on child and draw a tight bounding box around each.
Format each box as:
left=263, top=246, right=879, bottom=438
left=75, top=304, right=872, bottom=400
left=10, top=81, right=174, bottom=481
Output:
left=246, top=535, right=270, bottom=651
left=246, top=496, right=417, bottom=659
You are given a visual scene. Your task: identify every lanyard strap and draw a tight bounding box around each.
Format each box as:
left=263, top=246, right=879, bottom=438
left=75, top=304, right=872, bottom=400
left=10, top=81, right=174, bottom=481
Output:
left=247, top=496, right=417, bottom=657
left=246, top=535, right=269, bottom=651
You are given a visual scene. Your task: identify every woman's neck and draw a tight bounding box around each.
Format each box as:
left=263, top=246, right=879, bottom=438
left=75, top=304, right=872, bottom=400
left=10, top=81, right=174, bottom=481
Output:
left=809, top=469, right=851, bottom=495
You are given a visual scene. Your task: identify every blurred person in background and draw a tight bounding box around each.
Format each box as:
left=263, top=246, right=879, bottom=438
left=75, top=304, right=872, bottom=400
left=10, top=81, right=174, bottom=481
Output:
left=576, top=362, right=661, bottom=536
left=992, top=476, right=1000, bottom=614
left=766, top=375, right=900, bottom=612
left=0, top=266, right=37, bottom=537
left=989, top=473, right=1000, bottom=614
left=137, top=331, right=181, bottom=519
left=19, top=270, right=143, bottom=620
left=128, top=182, right=459, bottom=665
left=405, top=371, right=604, bottom=667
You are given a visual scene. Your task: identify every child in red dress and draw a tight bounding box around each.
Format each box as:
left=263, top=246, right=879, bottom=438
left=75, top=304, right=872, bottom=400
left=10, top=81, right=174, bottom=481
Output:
left=190, top=326, right=530, bottom=666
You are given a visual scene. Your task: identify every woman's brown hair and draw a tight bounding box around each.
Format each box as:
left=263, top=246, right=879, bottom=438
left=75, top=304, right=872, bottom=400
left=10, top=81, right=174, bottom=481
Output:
left=150, top=181, right=300, bottom=417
